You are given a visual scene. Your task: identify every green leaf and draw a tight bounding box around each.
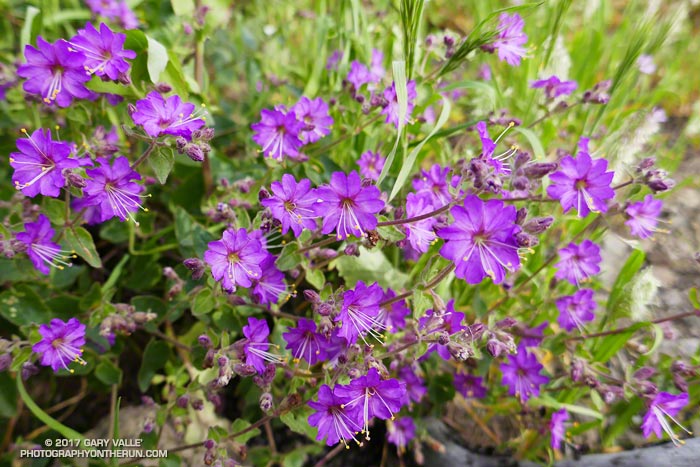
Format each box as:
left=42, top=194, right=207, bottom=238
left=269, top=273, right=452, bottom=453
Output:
left=529, top=395, right=604, bottom=420
left=192, top=288, right=215, bottom=316
left=17, top=377, right=87, bottom=442
left=276, top=243, right=304, bottom=271
left=279, top=406, right=317, bottom=440
left=146, top=35, right=169, bottom=83
left=513, top=127, right=546, bottom=160
left=602, top=397, right=644, bottom=447
left=592, top=322, right=647, bottom=364
left=606, top=249, right=645, bottom=316
left=0, top=285, right=51, bottom=327
left=389, top=95, right=451, bottom=200
left=125, top=29, right=148, bottom=52
left=85, top=77, right=136, bottom=97
left=170, top=0, right=195, bottom=16
left=0, top=373, right=18, bottom=418
left=305, top=268, right=325, bottom=290
left=137, top=339, right=170, bottom=392
left=20, top=6, right=41, bottom=52
left=334, top=247, right=408, bottom=290
left=65, top=227, right=102, bottom=268
left=149, top=147, right=176, bottom=184
left=42, top=198, right=66, bottom=225
left=688, top=288, right=700, bottom=309
left=95, top=360, right=123, bottom=386
left=377, top=60, right=407, bottom=186
left=230, top=418, right=261, bottom=443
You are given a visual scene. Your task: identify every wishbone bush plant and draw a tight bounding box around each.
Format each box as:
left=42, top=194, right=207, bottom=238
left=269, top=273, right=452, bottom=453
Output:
left=1, top=0, right=699, bottom=465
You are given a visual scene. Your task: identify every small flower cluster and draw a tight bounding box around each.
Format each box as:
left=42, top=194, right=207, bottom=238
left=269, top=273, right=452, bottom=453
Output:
left=251, top=96, right=333, bottom=160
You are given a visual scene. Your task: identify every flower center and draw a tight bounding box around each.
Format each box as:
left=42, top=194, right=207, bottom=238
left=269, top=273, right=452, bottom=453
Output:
left=52, top=338, right=64, bottom=349
left=575, top=179, right=588, bottom=190
left=284, top=200, right=296, bottom=212
left=228, top=252, right=240, bottom=264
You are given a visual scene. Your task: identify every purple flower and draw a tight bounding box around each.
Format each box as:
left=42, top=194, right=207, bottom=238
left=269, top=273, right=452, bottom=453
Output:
left=283, top=318, right=328, bottom=365
left=369, top=49, right=385, bottom=83
left=326, top=50, right=343, bottom=70
left=554, top=240, right=601, bottom=285
left=357, top=150, right=386, bottom=181
left=641, top=392, right=690, bottom=445
left=488, top=14, right=528, bottom=66
left=475, top=121, right=512, bottom=175
left=454, top=373, right=487, bottom=399
left=519, top=321, right=548, bottom=348
left=377, top=289, right=411, bottom=333
left=73, top=156, right=145, bottom=224
left=335, top=368, right=406, bottom=437
left=251, top=107, right=304, bottom=160
left=308, top=384, right=361, bottom=447
left=291, top=96, right=333, bottom=144
left=381, top=80, right=417, bottom=128
left=16, top=214, right=73, bottom=275
left=10, top=128, right=80, bottom=198
left=556, top=288, right=596, bottom=332
left=32, top=318, right=87, bottom=372
left=251, top=255, right=286, bottom=305
left=346, top=61, right=372, bottom=90
left=412, top=164, right=460, bottom=208
left=17, top=37, right=92, bottom=106
left=398, top=365, right=426, bottom=404
left=346, top=50, right=384, bottom=91
left=131, top=91, right=205, bottom=140
left=203, top=228, right=268, bottom=293
left=68, top=22, right=136, bottom=80
left=85, top=0, right=139, bottom=29
left=479, top=64, right=492, bottom=81
left=242, top=317, right=279, bottom=374
left=403, top=192, right=437, bottom=253
left=550, top=409, right=569, bottom=450
left=625, top=195, right=663, bottom=239
left=260, top=174, right=318, bottom=236
left=335, top=280, right=384, bottom=345
left=530, top=75, right=578, bottom=99
left=547, top=147, right=615, bottom=218
left=438, top=195, right=520, bottom=284
left=419, top=301, right=466, bottom=360
left=500, top=345, right=549, bottom=403
left=313, top=171, right=384, bottom=240
left=387, top=417, right=415, bottom=453
left=637, top=54, right=656, bottom=75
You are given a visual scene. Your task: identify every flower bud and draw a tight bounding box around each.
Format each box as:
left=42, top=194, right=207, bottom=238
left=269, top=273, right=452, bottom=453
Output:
left=465, top=323, right=485, bottom=341
left=198, top=334, right=212, bottom=348
left=515, top=207, right=528, bottom=225
left=437, top=331, right=450, bottom=346
left=673, top=373, right=688, bottom=392
left=512, top=176, right=530, bottom=191
left=232, top=363, right=257, bottom=377
left=143, top=418, right=155, bottom=434
left=185, top=144, right=205, bottom=162
left=496, top=317, right=518, bottom=329
left=486, top=338, right=507, bottom=358
left=155, top=83, right=173, bottom=93
left=317, top=303, right=333, bottom=317
left=21, top=361, right=38, bottom=380
left=0, top=354, right=12, bottom=372
left=513, top=150, right=532, bottom=169
left=447, top=342, right=472, bottom=361
left=259, top=392, right=274, bottom=412
left=633, top=367, right=656, bottom=380
left=523, top=162, right=557, bottom=179
left=303, top=289, right=321, bottom=304
left=176, top=395, right=189, bottom=408
left=343, top=243, right=360, bottom=257
left=522, top=216, right=554, bottom=234
left=63, top=170, right=87, bottom=189
left=183, top=258, right=205, bottom=280
left=191, top=398, right=204, bottom=410
left=571, top=358, right=585, bottom=382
